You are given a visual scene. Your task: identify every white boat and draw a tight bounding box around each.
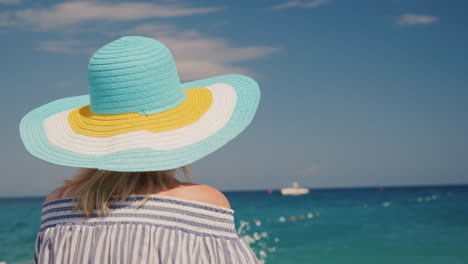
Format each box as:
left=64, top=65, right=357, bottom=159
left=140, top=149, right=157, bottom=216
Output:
left=280, top=181, right=309, bottom=196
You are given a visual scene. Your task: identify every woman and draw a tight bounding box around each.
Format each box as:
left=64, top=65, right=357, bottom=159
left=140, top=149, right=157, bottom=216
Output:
left=20, top=36, right=260, bottom=263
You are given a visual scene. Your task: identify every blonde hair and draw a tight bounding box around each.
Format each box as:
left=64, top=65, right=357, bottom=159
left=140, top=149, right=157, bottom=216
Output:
left=64, top=167, right=191, bottom=218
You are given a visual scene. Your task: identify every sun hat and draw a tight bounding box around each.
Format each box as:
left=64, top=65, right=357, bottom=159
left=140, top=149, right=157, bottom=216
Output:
left=19, top=36, right=260, bottom=172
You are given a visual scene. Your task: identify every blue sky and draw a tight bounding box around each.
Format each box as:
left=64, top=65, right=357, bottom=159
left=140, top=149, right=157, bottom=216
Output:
left=1, top=0, right=467, bottom=197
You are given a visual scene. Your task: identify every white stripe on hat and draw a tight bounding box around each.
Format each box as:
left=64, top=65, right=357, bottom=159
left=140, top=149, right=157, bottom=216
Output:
left=44, top=83, right=237, bottom=154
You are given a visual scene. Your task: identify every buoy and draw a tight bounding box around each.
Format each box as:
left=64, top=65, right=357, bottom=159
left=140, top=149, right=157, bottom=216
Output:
left=299, top=215, right=305, bottom=220
left=279, top=217, right=285, bottom=222
left=315, top=211, right=320, bottom=216
left=267, top=189, right=273, bottom=194
left=289, top=216, right=296, bottom=222
left=307, top=213, right=314, bottom=218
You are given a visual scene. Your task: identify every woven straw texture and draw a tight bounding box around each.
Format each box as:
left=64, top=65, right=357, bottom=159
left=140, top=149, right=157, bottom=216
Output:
left=19, top=36, right=260, bottom=171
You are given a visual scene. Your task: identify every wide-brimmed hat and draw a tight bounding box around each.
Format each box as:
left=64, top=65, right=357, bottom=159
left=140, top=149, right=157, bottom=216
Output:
left=20, top=36, right=260, bottom=171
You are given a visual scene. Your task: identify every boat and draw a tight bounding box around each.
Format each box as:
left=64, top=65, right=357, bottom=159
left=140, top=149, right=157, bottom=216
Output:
left=280, top=181, right=309, bottom=196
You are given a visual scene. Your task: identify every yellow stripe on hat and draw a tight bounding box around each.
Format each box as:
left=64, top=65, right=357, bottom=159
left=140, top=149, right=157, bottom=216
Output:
left=68, top=88, right=213, bottom=137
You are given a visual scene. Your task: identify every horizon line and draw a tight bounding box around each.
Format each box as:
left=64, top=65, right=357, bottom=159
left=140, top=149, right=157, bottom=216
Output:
left=1, top=182, right=467, bottom=199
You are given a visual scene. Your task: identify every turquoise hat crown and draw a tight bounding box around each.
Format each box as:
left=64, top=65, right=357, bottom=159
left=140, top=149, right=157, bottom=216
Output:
left=87, top=36, right=186, bottom=115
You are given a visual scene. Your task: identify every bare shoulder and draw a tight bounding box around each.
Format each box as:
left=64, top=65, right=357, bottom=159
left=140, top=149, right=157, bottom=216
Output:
left=44, top=186, right=69, bottom=203
left=170, top=183, right=232, bottom=210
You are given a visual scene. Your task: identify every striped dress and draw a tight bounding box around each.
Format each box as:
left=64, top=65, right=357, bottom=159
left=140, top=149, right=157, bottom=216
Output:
left=35, top=195, right=260, bottom=263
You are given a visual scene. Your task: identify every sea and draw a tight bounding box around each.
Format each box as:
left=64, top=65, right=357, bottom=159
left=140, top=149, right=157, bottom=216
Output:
left=1, top=185, right=467, bottom=264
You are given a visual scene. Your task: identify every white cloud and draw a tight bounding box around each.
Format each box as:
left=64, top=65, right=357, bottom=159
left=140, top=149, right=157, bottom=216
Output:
left=9, top=2, right=277, bottom=80
left=271, top=0, right=328, bottom=11
left=299, top=165, right=320, bottom=176
left=0, top=13, right=14, bottom=26
left=126, top=24, right=280, bottom=80
left=37, top=40, right=97, bottom=54
left=37, top=23, right=281, bottom=80
left=396, top=14, right=439, bottom=26
left=0, top=1, right=222, bottom=29
left=0, top=0, right=20, bottom=5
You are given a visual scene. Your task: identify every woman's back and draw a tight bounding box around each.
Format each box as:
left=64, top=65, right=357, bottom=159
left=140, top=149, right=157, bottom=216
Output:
left=35, top=184, right=259, bottom=263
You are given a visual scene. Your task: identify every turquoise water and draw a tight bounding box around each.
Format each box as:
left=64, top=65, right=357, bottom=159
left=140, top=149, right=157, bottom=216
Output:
left=1, top=185, right=468, bottom=263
